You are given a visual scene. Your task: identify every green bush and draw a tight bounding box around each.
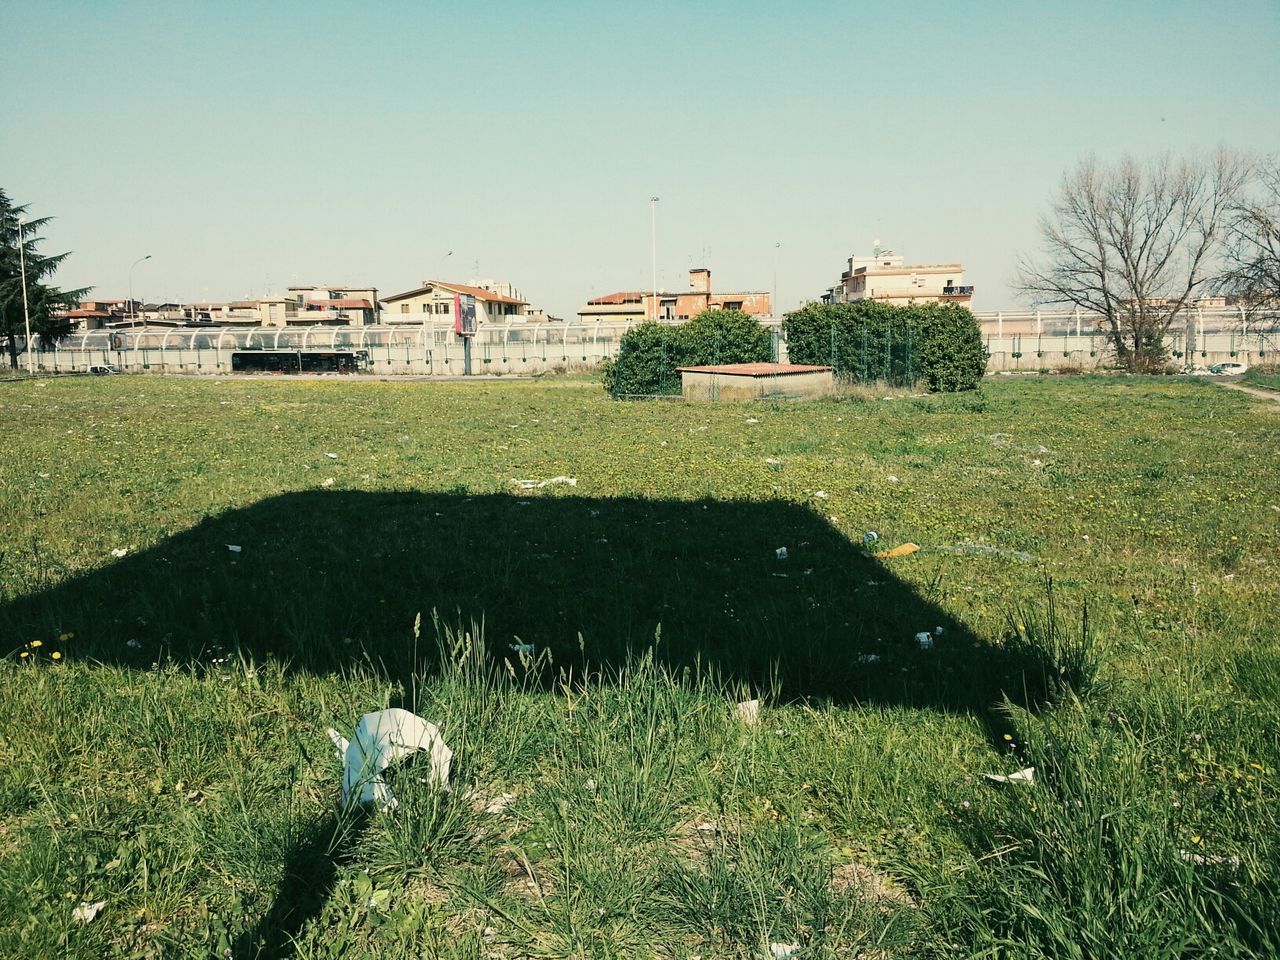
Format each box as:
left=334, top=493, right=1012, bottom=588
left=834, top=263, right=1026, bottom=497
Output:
left=676, top=308, right=773, bottom=367
left=602, top=322, right=682, bottom=396
left=783, top=301, right=988, bottom=392
left=603, top=310, right=772, bottom=397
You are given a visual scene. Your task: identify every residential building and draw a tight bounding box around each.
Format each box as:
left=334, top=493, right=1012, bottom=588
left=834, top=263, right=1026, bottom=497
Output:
left=579, top=268, right=771, bottom=324
left=821, top=249, right=974, bottom=307
left=380, top=279, right=530, bottom=325
left=286, top=285, right=379, bottom=325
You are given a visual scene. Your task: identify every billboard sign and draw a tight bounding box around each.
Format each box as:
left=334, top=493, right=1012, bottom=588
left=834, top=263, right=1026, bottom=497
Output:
left=454, top=293, right=477, bottom=336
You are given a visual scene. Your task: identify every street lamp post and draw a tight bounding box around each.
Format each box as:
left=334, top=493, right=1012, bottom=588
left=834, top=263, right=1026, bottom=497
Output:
left=17, top=218, right=33, bottom=374
left=129, top=255, right=152, bottom=326
left=773, top=241, right=781, bottom=320
left=649, top=196, right=659, bottom=321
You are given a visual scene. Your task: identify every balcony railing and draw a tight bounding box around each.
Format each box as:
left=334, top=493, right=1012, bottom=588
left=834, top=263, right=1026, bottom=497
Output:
left=942, top=286, right=975, bottom=296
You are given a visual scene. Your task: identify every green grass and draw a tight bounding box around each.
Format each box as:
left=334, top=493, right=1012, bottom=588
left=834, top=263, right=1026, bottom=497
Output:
left=1241, top=364, right=1280, bottom=392
left=0, top=374, right=1277, bottom=958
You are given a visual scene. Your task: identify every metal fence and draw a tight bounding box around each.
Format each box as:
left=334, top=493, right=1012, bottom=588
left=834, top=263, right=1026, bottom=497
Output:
left=7, top=306, right=1279, bottom=376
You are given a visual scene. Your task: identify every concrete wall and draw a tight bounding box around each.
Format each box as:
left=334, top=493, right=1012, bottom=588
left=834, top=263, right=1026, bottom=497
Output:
left=681, top=369, right=834, bottom=401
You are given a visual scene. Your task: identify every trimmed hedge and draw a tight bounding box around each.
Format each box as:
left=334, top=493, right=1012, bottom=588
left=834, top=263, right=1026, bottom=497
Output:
left=783, top=301, right=988, bottom=392
left=602, top=309, right=772, bottom=397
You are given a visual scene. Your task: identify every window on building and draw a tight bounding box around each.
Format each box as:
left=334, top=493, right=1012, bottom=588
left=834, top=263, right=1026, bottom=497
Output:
left=400, top=303, right=409, bottom=314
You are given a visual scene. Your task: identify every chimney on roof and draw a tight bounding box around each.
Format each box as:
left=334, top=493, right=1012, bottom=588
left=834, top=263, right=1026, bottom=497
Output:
left=690, top=268, right=711, bottom=294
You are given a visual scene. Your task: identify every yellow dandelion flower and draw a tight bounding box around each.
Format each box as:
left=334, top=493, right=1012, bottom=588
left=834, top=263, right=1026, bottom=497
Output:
left=30, top=640, right=42, bottom=648
left=19, top=652, right=29, bottom=659
left=51, top=652, right=62, bottom=661
left=1003, top=734, right=1014, bottom=741
left=59, top=633, right=71, bottom=642
left=1191, top=835, right=1202, bottom=845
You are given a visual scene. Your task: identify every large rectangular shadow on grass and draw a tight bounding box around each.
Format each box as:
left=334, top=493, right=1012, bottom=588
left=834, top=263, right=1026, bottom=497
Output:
left=1, top=491, right=1042, bottom=714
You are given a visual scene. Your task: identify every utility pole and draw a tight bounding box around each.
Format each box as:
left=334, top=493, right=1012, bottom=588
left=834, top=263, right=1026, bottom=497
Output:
left=649, top=196, right=659, bottom=321
left=17, top=218, right=33, bottom=374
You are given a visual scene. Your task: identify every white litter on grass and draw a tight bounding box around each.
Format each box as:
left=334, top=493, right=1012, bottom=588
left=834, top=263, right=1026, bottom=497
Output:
left=73, top=900, right=106, bottom=924
left=325, top=452, right=338, bottom=459
left=38, top=472, right=50, bottom=479
left=126, top=639, right=141, bottom=650
left=322, top=477, right=335, bottom=488
left=887, top=475, right=900, bottom=483
left=227, top=544, right=242, bottom=553
left=1179, top=850, right=1241, bottom=871
left=856, top=654, right=881, bottom=664
left=983, top=767, right=1036, bottom=785
left=510, top=476, right=577, bottom=490
left=745, top=417, right=760, bottom=424
left=327, top=708, right=452, bottom=811
left=863, top=531, right=880, bottom=545
left=735, top=699, right=761, bottom=725
left=764, top=457, right=782, bottom=465
left=934, top=626, right=944, bottom=636
left=484, top=792, right=517, bottom=815
left=509, top=643, right=536, bottom=655
left=770, top=943, right=800, bottom=959
left=813, top=491, right=828, bottom=499
left=110, top=548, right=128, bottom=558
left=915, top=632, right=934, bottom=651
left=775, top=547, right=789, bottom=561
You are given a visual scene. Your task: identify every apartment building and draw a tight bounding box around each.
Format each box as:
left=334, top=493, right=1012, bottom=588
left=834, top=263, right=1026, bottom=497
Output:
left=579, top=268, right=772, bottom=324
left=821, top=249, right=974, bottom=307
left=380, top=280, right=529, bottom=325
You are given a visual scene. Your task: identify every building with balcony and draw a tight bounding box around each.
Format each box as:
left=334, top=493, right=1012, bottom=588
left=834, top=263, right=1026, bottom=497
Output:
left=821, top=249, right=973, bottom=307
left=579, top=268, right=772, bottom=324
left=379, top=279, right=530, bottom=325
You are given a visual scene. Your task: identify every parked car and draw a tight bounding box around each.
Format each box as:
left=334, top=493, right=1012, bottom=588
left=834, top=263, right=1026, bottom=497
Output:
left=88, top=364, right=120, bottom=376
left=1208, top=362, right=1248, bottom=376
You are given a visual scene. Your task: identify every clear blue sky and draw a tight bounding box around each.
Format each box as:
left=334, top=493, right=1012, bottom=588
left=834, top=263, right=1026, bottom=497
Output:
left=4, top=0, right=1278, bottom=317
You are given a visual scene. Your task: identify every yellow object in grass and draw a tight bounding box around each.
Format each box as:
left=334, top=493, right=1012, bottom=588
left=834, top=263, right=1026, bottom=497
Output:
left=873, top=542, right=920, bottom=559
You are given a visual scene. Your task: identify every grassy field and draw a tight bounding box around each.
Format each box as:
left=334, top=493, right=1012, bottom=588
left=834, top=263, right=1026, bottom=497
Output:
left=1241, top=364, right=1280, bottom=392
left=1, top=374, right=1277, bottom=959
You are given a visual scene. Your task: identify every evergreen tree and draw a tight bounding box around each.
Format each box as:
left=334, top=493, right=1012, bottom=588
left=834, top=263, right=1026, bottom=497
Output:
left=0, top=189, right=90, bottom=369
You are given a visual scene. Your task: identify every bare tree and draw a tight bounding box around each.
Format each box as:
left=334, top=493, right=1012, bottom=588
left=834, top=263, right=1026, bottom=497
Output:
left=1017, top=151, right=1252, bottom=372
left=1219, top=158, right=1280, bottom=326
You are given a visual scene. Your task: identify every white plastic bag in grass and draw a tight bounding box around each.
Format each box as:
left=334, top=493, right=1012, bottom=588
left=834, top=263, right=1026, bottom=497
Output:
left=327, top=708, right=452, bottom=811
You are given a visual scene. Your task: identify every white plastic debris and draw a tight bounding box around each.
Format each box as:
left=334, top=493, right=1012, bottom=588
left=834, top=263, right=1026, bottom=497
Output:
left=775, top=547, right=788, bottom=561
left=915, top=632, right=934, bottom=650
left=863, top=531, right=880, bottom=546
left=735, top=699, right=761, bottom=725
left=770, top=944, right=800, bottom=960
left=484, top=792, right=517, bottom=815
left=110, top=548, right=128, bottom=558
left=745, top=417, right=760, bottom=424
left=325, top=452, right=339, bottom=459
left=227, top=544, right=242, bottom=553
left=813, top=491, right=829, bottom=499
left=509, top=643, right=536, bottom=655
left=764, top=457, right=782, bottom=465
left=934, top=626, right=944, bottom=636
left=322, top=477, right=335, bottom=488
left=856, top=654, right=881, bottom=664
left=983, top=767, right=1036, bottom=785
left=510, top=476, right=577, bottom=490
left=73, top=900, right=106, bottom=924
left=1179, top=850, right=1241, bottom=871
left=887, top=475, right=900, bottom=483
left=126, top=639, right=142, bottom=650
left=326, top=708, right=452, bottom=811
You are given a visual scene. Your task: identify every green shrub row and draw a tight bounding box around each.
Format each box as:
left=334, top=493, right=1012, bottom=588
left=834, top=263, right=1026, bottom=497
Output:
left=783, top=300, right=989, bottom=392
left=601, top=309, right=772, bottom=397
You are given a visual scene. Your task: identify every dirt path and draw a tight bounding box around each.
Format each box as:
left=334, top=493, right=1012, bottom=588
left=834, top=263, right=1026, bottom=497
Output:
left=1214, top=380, right=1280, bottom=406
